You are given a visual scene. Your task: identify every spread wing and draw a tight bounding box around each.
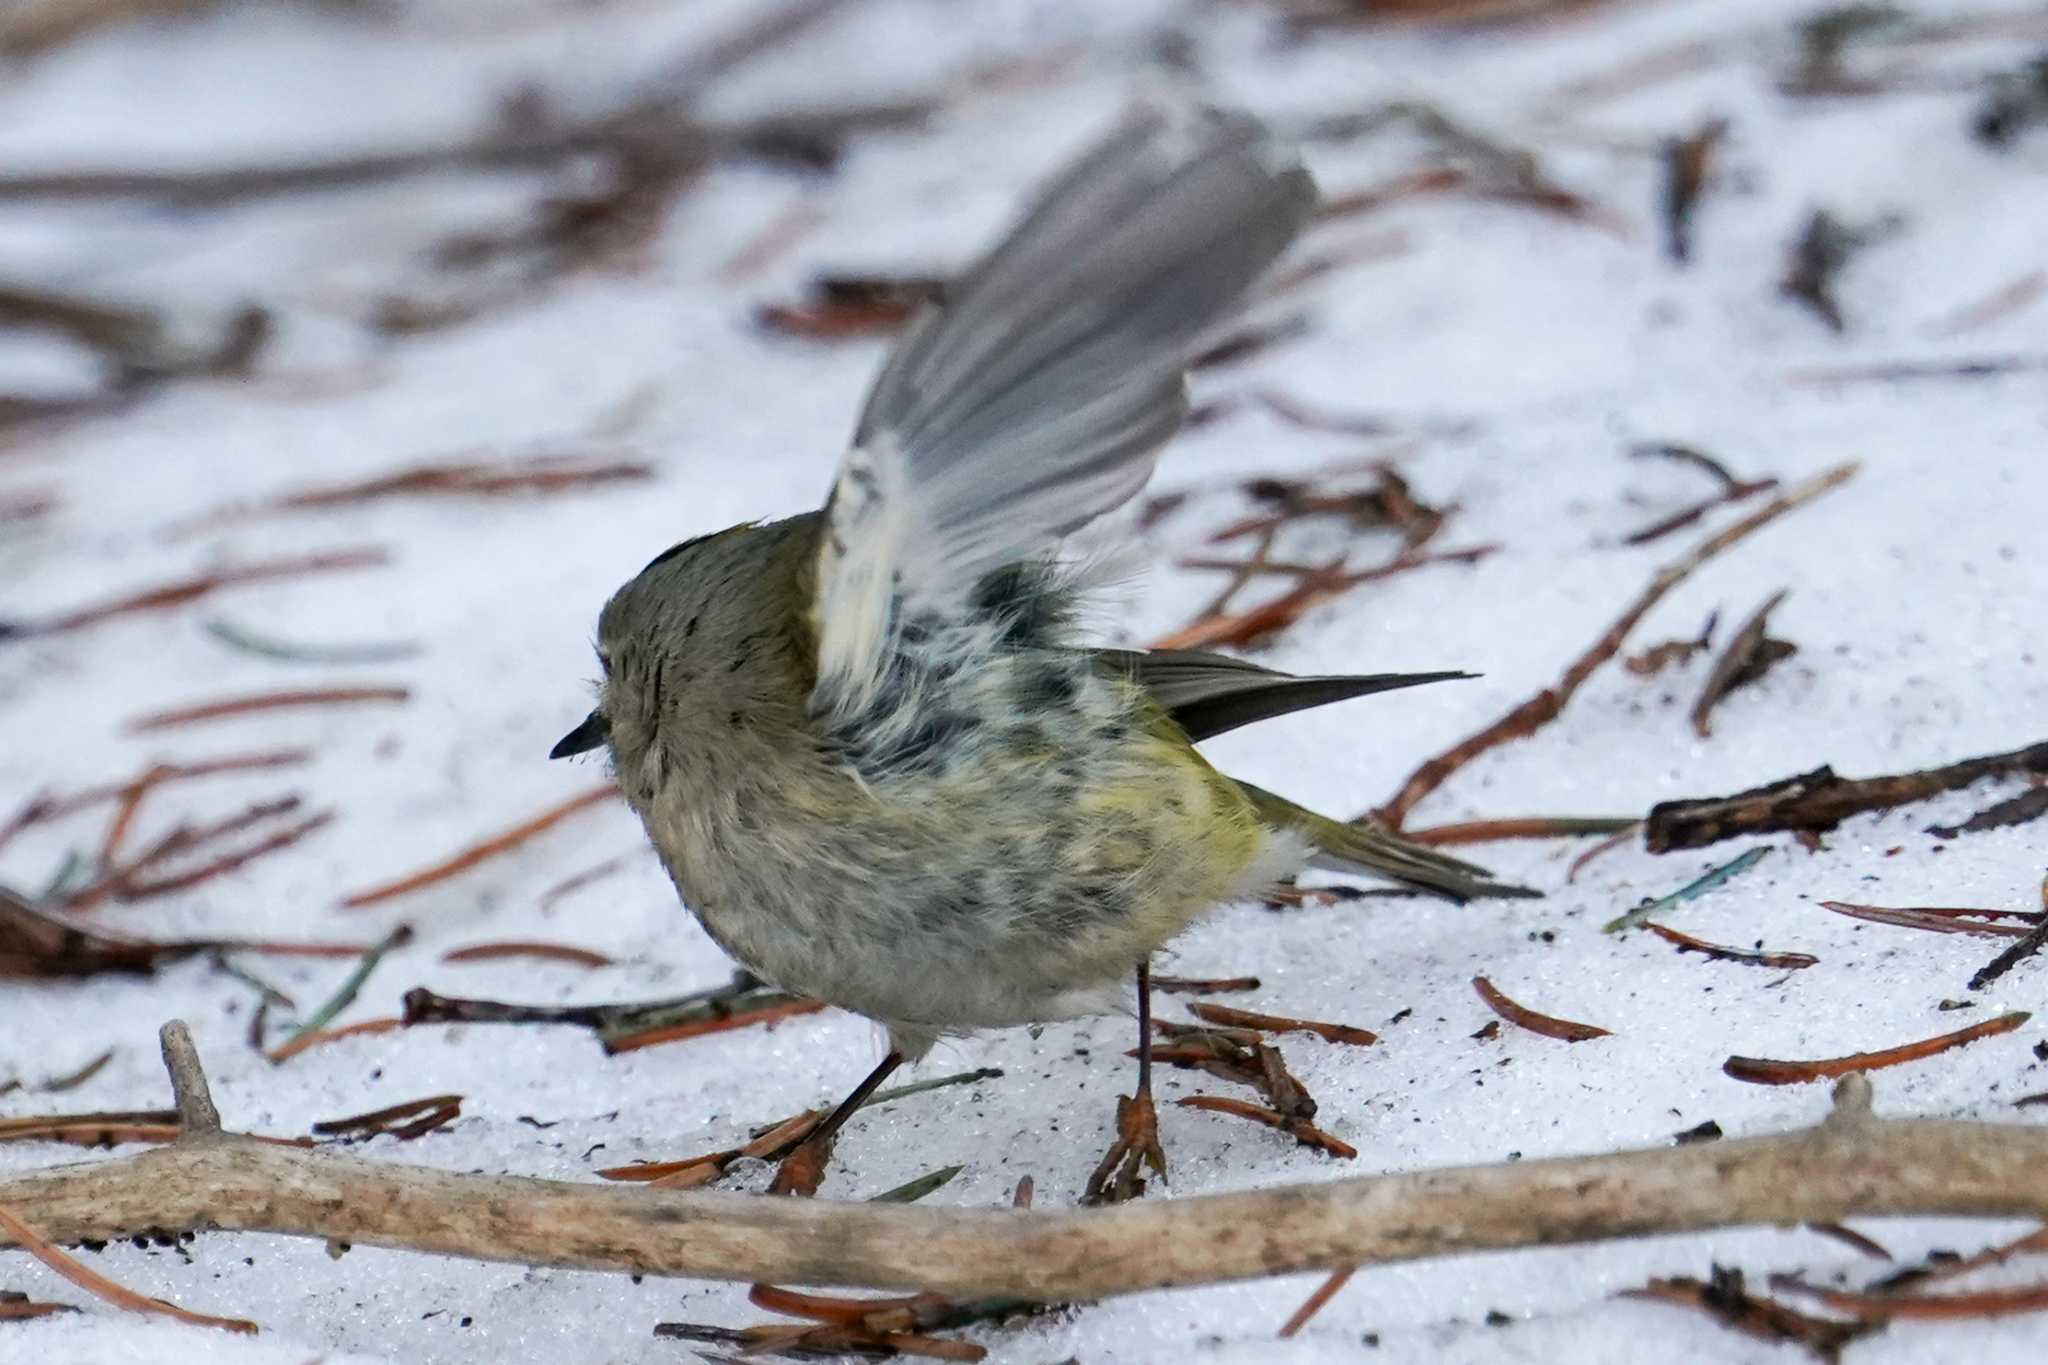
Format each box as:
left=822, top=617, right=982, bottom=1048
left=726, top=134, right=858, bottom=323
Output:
left=810, top=104, right=1317, bottom=723
left=1099, top=648, right=1472, bottom=742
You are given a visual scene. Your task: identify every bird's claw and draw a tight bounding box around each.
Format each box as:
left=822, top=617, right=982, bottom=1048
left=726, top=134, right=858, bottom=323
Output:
left=1083, top=1089, right=1166, bottom=1205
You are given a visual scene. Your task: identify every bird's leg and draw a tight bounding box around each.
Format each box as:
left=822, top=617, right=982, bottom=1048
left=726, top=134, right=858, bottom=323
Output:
left=1083, top=959, right=1167, bottom=1205
left=767, top=1049, right=903, bottom=1196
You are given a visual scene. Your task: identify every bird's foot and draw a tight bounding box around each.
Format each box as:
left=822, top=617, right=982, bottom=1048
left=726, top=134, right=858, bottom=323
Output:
left=767, top=1118, right=835, bottom=1197
left=1083, top=1088, right=1166, bottom=1205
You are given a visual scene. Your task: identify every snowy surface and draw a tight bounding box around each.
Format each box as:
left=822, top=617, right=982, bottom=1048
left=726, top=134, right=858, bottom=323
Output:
left=3, top=0, right=2047, bottom=1361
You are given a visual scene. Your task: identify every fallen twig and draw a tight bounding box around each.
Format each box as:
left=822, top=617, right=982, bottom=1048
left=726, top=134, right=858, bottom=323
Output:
left=1927, top=787, right=2048, bottom=839
left=11, top=1052, right=2048, bottom=1306
left=1644, top=740, right=2048, bottom=852
left=399, top=976, right=820, bottom=1053
left=1723, top=1012, right=2030, bottom=1085
left=1377, top=463, right=1858, bottom=828
left=1968, top=916, right=2048, bottom=993
left=1472, top=976, right=1612, bottom=1042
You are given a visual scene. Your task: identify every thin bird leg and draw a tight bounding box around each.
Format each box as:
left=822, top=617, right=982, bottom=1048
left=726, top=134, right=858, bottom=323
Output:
left=1083, top=960, right=1167, bottom=1204
left=767, top=1049, right=903, bottom=1195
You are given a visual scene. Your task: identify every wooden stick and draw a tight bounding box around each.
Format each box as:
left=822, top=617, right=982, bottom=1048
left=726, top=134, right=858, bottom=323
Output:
left=10, top=1040, right=2048, bottom=1303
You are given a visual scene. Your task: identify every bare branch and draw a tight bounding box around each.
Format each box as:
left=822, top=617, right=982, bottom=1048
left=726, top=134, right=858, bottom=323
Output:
left=4, top=1080, right=2048, bottom=1301
left=155, top=1021, right=220, bottom=1139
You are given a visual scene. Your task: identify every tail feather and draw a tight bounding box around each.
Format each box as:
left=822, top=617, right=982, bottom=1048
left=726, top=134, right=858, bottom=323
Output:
left=1235, top=781, right=1541, bottom=903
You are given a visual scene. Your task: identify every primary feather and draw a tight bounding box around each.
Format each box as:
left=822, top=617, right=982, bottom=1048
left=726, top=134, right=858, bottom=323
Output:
left=811, top=104, right=1318, bottom=725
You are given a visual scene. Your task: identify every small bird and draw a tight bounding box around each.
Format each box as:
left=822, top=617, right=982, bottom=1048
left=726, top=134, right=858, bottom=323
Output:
left=553, top=104, right=1532, bottom=1200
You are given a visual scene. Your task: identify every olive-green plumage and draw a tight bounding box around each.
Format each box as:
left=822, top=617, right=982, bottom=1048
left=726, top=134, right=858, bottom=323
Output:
left=554, top=105, right=1530, bottom=1067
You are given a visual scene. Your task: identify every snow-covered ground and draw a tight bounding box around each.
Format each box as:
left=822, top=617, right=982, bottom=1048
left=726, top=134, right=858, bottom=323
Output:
left=3, top=0, right=2047, bottom=1360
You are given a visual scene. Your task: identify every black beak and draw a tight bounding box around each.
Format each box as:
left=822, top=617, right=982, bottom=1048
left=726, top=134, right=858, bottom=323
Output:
left=549, top=710, right=609, bottom=759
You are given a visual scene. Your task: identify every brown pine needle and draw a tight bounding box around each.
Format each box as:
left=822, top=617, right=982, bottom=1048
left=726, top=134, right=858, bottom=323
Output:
left=0, top=1113, right=179, bottom=1147
left=1187, top=1002, right=1378, bottom=1047
left=1647, top=923, right=1819, bottom=970
left=127, top=685, right=411, bottom=732
left=1567, top=822, right=1642, bottom=882
left=185, top=454, right=653, bottom=530
left=1818, top=901, right=2036, bottom=939
left=339, top=782, right=619, bottom=908
left=1279, top=1267, right=1357, bottom=1339
left=1724, top=1012, right=2031, bottom=1085
left=1176, top=1095, right=1357, bottom=1158
left=1923, top=269, right=2048, bottom=339
left=440, top=941, right=615, bottom=968
left=312, top=1094, right=463, bottom=1141
left=1405, top=815, right=1638, bottom=846
left=14, top=547, right=387, bottom=638
left=1472, top=976, right=1613, bottom=1042
left=1154, top=545, right=1493, bottom=651
left=266, top=926, right=412, bottom=1063
left=0, top=749, right=311, bottom=859
left=1628, top=1268, right=1877, bottom=1357
left=1377, top=463, right=1858, bottom=829
left=117, top=810, right=335, bottom=901
left=0, top=1201, right=259, bottom=1333
left=260, top=1016, right=403, bottom=1063
left=1150, top=974, right=1261, bottom=995
left=603, top=996, right=826, bottom=1053
left=1690, top=589, right=1793, bottom=738
left=1775, top=1273, right=2048, bottom=1321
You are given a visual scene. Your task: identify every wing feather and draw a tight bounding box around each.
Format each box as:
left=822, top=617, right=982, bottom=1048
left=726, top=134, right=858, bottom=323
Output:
left=812, top=105, right=1317, bottom=721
